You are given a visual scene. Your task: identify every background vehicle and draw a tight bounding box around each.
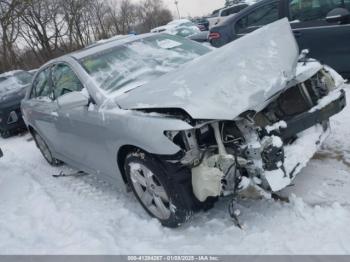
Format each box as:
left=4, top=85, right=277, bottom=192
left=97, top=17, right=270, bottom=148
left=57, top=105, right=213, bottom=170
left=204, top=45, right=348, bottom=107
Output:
left=21, top=21, right=346, bottom=228
left=151, top=19, right=201, bottom=37
left=0, top=70, right=33, bottom=138
left=188, top=31, right=210, bottom=43
left=207, top=3, right=249, bottom=28
left=209, top=0, right=350, bottom=78
left=192, top=17, right=210, bottom=31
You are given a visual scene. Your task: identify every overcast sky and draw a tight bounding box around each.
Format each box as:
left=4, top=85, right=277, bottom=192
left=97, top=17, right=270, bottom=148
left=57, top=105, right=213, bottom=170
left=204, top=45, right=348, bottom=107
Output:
left=162, top=0, right=225, bottom=17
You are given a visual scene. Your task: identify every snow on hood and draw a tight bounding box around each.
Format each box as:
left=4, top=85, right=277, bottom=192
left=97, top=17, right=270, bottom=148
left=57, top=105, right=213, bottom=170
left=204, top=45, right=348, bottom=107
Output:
left=117, top=19, right=299, bottom=120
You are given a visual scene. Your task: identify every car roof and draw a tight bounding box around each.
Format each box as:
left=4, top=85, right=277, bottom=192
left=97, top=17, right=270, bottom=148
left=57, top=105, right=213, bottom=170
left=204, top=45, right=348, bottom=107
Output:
left=65, top=33, right=157, bottom=60
left=0, top=70, right=27, bottom=78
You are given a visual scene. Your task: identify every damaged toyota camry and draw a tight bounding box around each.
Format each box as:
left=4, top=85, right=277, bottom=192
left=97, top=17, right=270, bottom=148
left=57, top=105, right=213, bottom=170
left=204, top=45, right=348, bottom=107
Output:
left=21, top=18, right=346, bottom=227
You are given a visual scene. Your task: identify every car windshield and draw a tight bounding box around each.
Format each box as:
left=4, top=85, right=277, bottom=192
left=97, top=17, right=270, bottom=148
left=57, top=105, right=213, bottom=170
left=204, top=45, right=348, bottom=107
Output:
left=0, top=72, right=32, bottom=93
left=80, top=34, right=210, bottom=94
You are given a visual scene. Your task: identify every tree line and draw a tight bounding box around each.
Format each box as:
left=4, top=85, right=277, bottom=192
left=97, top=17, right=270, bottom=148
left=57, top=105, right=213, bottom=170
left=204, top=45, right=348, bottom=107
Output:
left=0, top=0, right=173, bottom=73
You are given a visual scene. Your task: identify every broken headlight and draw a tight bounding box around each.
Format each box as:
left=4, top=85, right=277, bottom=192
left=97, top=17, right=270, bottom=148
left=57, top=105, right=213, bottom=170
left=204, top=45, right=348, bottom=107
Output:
left=164, top=130, right=186, bottom=150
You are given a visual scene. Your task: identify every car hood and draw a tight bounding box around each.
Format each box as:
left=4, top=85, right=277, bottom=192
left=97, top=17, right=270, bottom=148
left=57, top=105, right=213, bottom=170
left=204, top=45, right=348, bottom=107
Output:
left=115, top=19, right=299, bottom=120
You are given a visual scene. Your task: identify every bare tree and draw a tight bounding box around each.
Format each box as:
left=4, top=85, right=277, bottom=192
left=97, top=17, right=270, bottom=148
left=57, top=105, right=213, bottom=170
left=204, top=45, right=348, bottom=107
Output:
left=61, top=0, right=93, bottom=49
left=0, top=0, right=22, bottom=71
left=118, top=0, right=137, bottom=34
left=18, top=0, right=66, bottom=61
left=90, top=0, right=111, bottom=40
left=136, top=0, right=172, bottom=33
left=0, top=0, right=174, bottom=73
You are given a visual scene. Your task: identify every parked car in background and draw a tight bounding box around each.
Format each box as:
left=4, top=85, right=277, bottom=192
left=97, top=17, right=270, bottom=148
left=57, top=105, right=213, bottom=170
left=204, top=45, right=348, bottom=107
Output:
left=192, top=17, right=210, bottom=31
left=188, top=31, right=210, bottom=43
left=209, top=0, right=350, bottom=78
left=22, top=20, right=347, bottom=227
left=207, top=3, right=249, bottom=28
left=151, top=19, right=201, bottom=38
left=0, top=70, right=33, bottom=138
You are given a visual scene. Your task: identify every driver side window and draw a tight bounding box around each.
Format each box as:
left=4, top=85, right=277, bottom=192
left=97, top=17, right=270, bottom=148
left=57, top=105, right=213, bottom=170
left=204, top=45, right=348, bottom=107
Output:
left=346, top=0, right=350, bottom=9
left=289, top=0, right=345, bottom=22
left=30, top=68, right=51, bottom=99
left=235, top=2, right=279, bottom=34
left=51, top=64, right=83, bottom=100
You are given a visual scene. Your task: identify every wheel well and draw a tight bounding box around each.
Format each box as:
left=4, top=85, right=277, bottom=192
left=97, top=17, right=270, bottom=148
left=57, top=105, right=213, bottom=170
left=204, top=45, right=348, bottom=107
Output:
left=117, top=145, right=142, bottom=185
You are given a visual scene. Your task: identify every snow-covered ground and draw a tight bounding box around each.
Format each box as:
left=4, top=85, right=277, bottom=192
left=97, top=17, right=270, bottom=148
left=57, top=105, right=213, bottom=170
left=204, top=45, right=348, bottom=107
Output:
left=1, top=87, right=350, bottom=255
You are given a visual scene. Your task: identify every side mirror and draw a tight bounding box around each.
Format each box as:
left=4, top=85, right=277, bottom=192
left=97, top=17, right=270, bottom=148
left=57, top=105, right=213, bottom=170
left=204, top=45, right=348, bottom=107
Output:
left=326, top=8, right=350, bottom=24
left=57, top=91, right=89, bottom=108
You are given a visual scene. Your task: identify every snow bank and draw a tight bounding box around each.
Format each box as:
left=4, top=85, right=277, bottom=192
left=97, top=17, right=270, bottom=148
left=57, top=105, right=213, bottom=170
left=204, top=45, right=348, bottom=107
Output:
left=1, top=139, right=350, bottom=254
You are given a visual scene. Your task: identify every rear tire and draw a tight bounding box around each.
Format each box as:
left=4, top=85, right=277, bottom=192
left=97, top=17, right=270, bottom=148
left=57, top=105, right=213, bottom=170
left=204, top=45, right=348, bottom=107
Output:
left=33, top=132, right=62, bottom=166
left=124, top=150, right=194, bottom=228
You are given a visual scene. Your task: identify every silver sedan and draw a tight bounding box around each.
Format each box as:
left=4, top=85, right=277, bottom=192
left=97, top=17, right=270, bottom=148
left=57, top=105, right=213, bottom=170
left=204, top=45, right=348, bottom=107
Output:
left=21, top=19, right=346, bottom=227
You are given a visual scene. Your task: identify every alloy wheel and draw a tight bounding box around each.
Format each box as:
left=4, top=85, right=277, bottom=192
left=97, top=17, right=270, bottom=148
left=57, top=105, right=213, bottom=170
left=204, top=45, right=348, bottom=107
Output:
left=129, top=162, right=171, bottom=220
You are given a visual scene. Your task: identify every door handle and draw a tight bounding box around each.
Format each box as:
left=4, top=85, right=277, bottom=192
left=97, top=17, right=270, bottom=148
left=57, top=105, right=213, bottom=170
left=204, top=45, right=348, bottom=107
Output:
left=293, top=31, right=302, bottom=37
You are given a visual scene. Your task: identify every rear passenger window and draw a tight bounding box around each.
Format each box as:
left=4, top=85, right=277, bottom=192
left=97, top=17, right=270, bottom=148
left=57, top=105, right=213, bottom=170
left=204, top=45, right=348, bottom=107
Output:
left=51, top=64, right=83, bottom=100
left=235, top=2, right=279, bottom=34
left=30, top=68, right=51, bottom=99
left=289, top=0, right=347, bottom=22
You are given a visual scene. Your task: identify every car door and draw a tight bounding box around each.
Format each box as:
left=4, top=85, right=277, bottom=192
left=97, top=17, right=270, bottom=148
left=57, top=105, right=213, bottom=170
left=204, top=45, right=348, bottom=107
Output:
left=26, top=67, right=61, bottom=152
left=50, top=63, right=111, bottom=175
left=288, top=0, right=350, bottom=77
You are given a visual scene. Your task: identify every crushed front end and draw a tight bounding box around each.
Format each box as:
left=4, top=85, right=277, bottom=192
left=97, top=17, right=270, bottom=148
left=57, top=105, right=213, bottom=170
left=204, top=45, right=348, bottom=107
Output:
left=164, top=64, right=346, bottom=203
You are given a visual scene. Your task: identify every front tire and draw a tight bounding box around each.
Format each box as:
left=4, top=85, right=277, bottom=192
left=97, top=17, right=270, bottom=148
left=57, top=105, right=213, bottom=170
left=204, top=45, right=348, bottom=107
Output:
left=33, top=132, right=62, bottom=166
left=124, top=150, right=193, bottom=228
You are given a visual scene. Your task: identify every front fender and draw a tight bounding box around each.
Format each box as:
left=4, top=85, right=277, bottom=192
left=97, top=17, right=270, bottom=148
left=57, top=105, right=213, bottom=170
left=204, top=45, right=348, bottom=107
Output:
left=104, top=109, right=193, bottom=156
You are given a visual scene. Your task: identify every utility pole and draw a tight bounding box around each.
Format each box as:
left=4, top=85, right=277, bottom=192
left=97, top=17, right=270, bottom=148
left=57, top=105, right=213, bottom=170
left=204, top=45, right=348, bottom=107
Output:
left=174, top=0, right=181, bottom=19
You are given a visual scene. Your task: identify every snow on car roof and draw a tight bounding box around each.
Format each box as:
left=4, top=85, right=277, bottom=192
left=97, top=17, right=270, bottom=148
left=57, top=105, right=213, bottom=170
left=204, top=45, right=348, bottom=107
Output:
left=0, top=70, right=26, bottom=78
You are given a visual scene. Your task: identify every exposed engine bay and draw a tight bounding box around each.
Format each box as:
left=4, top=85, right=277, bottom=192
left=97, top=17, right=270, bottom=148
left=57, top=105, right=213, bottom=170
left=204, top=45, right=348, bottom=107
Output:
left=164, top=66, right=346, bottom=202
